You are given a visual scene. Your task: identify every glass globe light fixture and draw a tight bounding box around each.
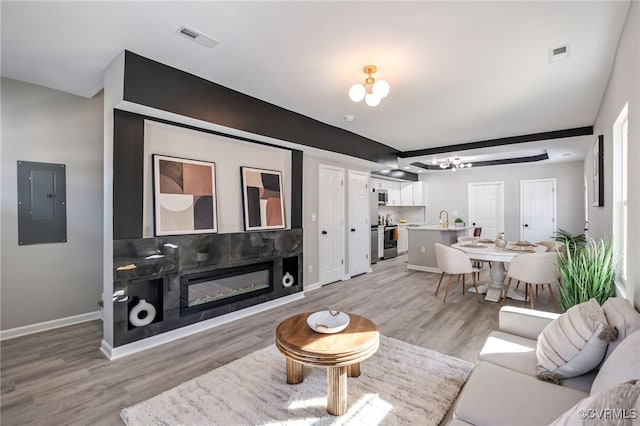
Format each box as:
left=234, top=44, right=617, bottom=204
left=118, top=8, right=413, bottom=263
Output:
left=364, top=93, right=381, bottom=107
left=349, top=84, right=366, bottom=102
left=372, top=80, right=390, bottom=99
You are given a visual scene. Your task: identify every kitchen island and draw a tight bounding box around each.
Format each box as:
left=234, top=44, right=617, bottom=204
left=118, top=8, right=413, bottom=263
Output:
left=406, top=225, right=473, bottom=272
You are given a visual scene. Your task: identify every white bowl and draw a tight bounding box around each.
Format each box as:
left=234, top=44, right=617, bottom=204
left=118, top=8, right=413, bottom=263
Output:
left=307, top=311, right=350, bottom=334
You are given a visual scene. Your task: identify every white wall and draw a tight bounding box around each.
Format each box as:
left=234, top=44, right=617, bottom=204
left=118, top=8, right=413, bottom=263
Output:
left=421, top=161, right=585, bottom=241
left=1, top=78, right=104, bottom=330
left=589, top=1, right=639, bottom=309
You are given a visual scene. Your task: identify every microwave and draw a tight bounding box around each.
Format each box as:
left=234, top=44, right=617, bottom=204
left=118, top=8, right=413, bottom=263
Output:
left=377, top=189, right=388, bottom=205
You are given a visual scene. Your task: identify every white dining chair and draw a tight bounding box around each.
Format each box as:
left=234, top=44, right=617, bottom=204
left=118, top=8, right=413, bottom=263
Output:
left=502, top=252, right=560, bottom=311
left=457, top=236, right=487, bottom=278
left=536, top=240, right=566, bottom=253
left=434, top=243, right=481, bottom=303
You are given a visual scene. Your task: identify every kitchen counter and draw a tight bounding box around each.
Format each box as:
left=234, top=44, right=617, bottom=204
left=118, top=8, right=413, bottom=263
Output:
left=406, top=225, right=473, bottom=231
left=406, top=226, right=471, bottom=272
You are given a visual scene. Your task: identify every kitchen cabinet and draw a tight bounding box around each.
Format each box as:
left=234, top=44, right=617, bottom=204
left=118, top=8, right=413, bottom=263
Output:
left=371, top=178, right=386, bottom=190
left=387, top=181, right=401, bottom=205
left=378, top=227, right=384, bottom=259
left=398, top=225, right=408, bottom=253
left=412, top=181, right=424, bottom=205
left=400, top=182, right=413, bottom=205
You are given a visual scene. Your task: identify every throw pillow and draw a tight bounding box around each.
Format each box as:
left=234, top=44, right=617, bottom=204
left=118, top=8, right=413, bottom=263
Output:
left=550, top=379, right=640, bottom=426
left=591, top=330, right=640, bottom=396
left=536, top=299, right=617, bottom=384
left=602, top=298, right=640, bottom=361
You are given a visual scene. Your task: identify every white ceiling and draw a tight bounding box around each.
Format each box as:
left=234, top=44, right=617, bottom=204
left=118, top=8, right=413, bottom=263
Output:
left=1, top=1, right=631, bottom=167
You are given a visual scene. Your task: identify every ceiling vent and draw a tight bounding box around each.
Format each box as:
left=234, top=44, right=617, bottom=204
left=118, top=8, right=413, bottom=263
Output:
left=176, top=25, right=219, bottom=48
left=549, top=44, right=570, bottom=62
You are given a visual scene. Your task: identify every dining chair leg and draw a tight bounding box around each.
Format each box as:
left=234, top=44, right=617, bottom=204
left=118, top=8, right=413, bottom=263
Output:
left=528, top=284, right=535, bottom=309
left=501, top=277, right=512, bottom=305
left=462, top=274, right=466, bottom=295
left=547, top=284, right=560, bottom=312
left=472, top=273, right=480, bottom=303
left=435, top=272, right=445, bottom=296
left=443, top=274, right=454, bottom=303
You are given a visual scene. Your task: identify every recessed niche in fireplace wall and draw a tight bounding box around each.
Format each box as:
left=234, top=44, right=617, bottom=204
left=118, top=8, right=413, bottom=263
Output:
left=127, top=277, right=164, bottom=330
left=282, top=256, right=299, bottom=289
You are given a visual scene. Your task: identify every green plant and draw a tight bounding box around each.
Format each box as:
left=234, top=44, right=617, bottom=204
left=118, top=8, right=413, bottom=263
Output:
left=455, top=218, right=464, bottom=223
left=556, top=237, right=616, bottom=311
left=553, top=228, right=586, bottom=253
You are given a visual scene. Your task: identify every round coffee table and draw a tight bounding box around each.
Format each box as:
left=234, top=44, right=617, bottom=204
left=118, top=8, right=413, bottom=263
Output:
left=275, top=312, right=379, bottom=416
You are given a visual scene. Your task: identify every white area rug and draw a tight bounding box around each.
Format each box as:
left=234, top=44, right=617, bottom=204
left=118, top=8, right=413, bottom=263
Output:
left=121, top=335, right=473, bottom=425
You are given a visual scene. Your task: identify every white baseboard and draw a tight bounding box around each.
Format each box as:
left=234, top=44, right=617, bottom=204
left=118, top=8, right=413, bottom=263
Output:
left=406, top=264, right=441, bottom=274
left=100, top=292, right=305, bottom=360
left=303, top=282, right=322, bottom=292
left=1, top=311, right=102, bottom=341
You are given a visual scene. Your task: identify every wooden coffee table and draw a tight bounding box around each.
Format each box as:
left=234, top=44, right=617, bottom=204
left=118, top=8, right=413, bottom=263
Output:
left=275, top=312, right=379, bottom=416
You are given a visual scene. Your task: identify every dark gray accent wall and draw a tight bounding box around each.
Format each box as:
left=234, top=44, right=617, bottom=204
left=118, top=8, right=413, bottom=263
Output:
left=122, top=51, right=399, bottom=167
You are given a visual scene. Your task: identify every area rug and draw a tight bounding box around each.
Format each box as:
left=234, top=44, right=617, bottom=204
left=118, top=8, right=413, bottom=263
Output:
left=120, top=335, right=473, bottom=425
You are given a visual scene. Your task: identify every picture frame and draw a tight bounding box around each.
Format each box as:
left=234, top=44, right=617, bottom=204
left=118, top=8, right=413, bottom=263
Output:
left=592, top=135, right=604, bottom=207
left=241, top=167, right=285, bottom=231
left=153, top=154, right=218, bottom=236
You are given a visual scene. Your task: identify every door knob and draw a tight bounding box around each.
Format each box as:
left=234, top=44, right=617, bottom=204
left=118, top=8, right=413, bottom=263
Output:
left=351, top=228, right=356, bottom=232
left=321, top=230, right=328, bottom=235
left=524, top=224, right=529, bottom=227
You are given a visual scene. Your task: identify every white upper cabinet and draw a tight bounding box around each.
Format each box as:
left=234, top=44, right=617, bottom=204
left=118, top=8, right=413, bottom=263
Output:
left=371, top=177, right=424, bottom=206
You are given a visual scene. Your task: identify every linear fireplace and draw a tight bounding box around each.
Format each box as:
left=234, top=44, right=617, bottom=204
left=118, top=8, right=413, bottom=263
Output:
left=180, top=262, right=273, bottom=316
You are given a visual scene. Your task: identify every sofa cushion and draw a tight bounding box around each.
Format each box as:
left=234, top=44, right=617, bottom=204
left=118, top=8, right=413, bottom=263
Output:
left=550, top=379, right=640, bottom=425
left=479, top=331, right=596, bottom=392
left=591, top=330, right=640, bottom=395
left=602, top=297, right=640, bottom=361
left=536, top=299, right=616, bottom=382
left=479, top=331, right=538, bottom=376
left=454, top=361, right=588, bottom=426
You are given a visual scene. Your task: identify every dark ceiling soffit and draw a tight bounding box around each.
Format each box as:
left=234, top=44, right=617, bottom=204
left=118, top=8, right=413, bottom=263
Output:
left=371, top=170, right=419, bottom=182
left=412, top=153, right=550, bottom=170
left=398, top=127, right=593, bottom=158
left=122, top=51, right=399, bottom=167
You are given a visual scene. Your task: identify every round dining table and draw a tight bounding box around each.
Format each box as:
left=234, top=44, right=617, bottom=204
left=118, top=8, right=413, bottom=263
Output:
left=451, top=241, right=546, bottom=302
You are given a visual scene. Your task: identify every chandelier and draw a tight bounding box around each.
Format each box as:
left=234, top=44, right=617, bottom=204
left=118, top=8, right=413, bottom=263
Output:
left=434, top=157, right=473, bottom=171
left=348, top=65, right=390, bottom=107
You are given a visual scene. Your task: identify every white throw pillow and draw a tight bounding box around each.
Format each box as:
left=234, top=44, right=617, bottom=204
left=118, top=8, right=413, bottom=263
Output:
left=550, top=380, right=640, bottom=426
left=602, top=298, right=640, bottom=361
left=537, top=299, right=616, bottom=383
left=591, top=330, right=640, bottom=396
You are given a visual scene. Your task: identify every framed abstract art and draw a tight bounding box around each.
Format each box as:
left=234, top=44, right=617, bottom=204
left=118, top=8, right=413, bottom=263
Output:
left=153, top=155, right=218, bottom=235
left=241, top=167, right=285, bottom=231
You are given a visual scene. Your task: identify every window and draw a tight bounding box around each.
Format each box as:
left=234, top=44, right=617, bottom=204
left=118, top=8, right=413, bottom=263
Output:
left=613, top=103, right=628, bottom=291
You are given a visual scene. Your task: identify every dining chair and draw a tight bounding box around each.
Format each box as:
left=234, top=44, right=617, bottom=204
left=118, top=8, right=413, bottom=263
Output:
left=434, top=243, right=481, bottom=303
left=473, top=227, right=482, bottom=237
left=536, top=240, right=566, bottom=253
left=502, top=252, right=560, bottom=311
left=457, top=236, right=486, bottom=278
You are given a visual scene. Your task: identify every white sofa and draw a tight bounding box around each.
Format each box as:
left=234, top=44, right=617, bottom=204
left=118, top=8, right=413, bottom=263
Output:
left=450, top=299, right=640, bottom=425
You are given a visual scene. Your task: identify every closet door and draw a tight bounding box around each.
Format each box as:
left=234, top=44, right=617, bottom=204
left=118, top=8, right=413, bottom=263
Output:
left=318, top=165, right=345, bottom=285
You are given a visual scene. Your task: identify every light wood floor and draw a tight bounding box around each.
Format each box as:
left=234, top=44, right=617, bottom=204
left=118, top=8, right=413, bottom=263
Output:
left=1, top=254, right=556, bottom=425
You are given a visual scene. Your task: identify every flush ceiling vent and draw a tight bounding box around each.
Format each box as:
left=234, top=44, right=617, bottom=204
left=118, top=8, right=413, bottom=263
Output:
left=176, top=25, right=219, bottom=48
left=549, top=44, right=570, bottom=62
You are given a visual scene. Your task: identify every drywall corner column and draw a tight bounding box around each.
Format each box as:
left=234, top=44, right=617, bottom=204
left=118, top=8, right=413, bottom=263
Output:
left=102, top=52, right=125, bottom=348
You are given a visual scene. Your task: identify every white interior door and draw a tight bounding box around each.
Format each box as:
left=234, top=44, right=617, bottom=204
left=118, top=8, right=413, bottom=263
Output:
left=468, top=182, right=504, bottom=239
left=348, top=170, right=370, bottom=277
left=319, top=165, right=345, bottom=285
left=520, top=179, right=557, bottom=242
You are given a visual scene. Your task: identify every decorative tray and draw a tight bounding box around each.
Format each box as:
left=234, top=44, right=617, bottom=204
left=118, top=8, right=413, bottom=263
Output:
left=462, top=243, right=487, bottom=248
left=307, top=311, right=350, bottom=334
left=513, top=241, right=536, bottom=247
left=504, top=246, right=536, bottom=253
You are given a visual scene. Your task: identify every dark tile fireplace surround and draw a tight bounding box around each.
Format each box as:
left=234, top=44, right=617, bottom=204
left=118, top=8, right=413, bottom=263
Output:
left=113, top=229, right=302, bottom=347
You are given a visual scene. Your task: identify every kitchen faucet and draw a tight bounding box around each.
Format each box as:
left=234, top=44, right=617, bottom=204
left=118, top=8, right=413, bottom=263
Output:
left=439, top=210, right=449, bottom=228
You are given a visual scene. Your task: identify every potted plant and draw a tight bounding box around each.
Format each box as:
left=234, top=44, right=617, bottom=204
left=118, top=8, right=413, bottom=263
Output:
left=454, top=217, right=465, bottom=227
left=553, top=228, right=586, bottom=253
left=556, top=237, right=616, bottom=311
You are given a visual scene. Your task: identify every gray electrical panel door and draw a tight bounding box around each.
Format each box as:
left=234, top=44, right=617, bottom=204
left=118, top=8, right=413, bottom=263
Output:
left=17, top=161, right=67, bottom=245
